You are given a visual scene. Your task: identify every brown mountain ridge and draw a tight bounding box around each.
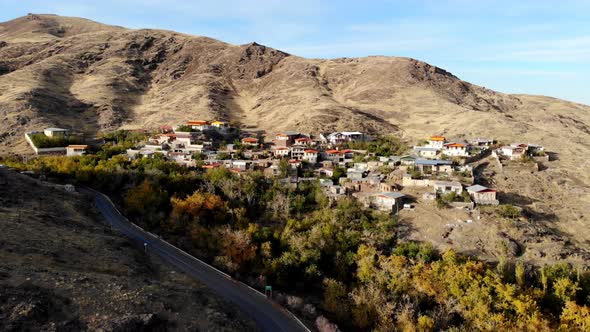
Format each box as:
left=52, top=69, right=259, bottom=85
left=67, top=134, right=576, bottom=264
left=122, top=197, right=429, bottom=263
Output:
left=1, top=14, right=589, bottom=261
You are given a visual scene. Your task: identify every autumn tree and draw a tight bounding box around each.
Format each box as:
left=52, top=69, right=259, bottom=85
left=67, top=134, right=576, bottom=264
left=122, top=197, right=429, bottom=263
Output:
left=168, top=191, right=226, bottom=233
left=216, top=226, right=257, bottom=272
left=123, top=179, right=169, bottom=228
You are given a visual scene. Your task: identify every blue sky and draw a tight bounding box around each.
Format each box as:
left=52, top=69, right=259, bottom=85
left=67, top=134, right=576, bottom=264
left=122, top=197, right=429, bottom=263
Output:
left=1, top=0, right=589, bottom=105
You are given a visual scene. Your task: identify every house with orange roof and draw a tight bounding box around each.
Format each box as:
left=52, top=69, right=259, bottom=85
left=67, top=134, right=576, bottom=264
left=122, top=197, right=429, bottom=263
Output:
left=202, top=163, right=222, bottom=169
left=442, top=142, right=469, bottom=157
left=187, top=120, right=211, bottom=131
left=241, top=137, right=259, bottom=146
left=66, top=145, right=88, bottom=157
left=426, top=135, right=446, bottom=149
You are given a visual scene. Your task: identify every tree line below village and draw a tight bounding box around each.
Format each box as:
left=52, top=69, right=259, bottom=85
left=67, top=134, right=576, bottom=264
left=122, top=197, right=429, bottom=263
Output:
left=3, top=132, right=590, bottom=331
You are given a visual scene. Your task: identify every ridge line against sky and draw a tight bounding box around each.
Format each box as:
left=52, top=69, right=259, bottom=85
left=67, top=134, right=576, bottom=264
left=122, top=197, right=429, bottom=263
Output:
left=1, top=0, right=589, bottom=105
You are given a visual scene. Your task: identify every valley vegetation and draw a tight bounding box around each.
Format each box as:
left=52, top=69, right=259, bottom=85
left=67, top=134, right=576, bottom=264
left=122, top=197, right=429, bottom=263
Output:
left=3, top=131, right=590, bottom=331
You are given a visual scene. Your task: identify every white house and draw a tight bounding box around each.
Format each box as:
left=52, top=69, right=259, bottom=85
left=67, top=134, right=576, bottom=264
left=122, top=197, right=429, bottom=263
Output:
left=293, top=137, right=313, bottom=146
left=231, top=160, right=250, bottom=170
left=274, top=147, right=290, bottom=158
left=66, top=145, right=88, bottom=156
left=442, top=143, right=468, bottom=157
left=472, top=138, right=495, bottom=147
left=434, top=181, right=463, bottom=195
left=302, top=149, right=318, bottom=164
left=426, top=136, right=446, bottom=149
left=413, top=146, right=439, bottom=158
left=371, top=192, right=406, bottom=213
left=241, top=137, right=259, bottom=146
left=315, top=167, right=334, bottom=177
left=326, top=131, right=366, bottom=145
left=499, top=145, right=526, bottom=160
left=466, top=184, right=499, bottom=205
left=44, top=128, right=69, bottom=137
left=290, top=146, right=306, bottom=160
left=187, top=120, right=211, bottom=131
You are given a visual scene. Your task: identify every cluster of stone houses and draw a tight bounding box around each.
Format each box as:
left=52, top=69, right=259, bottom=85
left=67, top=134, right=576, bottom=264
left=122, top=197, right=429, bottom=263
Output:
left=413, top=135, right=472, bottom=158
left=125, top=128, right=534, bottom=212
left=497, top=142, right=545, bottom=160
left=33, top=122, right=544, bottom=214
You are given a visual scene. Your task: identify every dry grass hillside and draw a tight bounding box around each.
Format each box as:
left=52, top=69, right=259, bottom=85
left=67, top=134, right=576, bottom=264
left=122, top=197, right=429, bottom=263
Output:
left=0, top=14, right=589, bottom=263
left=0, top=168, right=258, bottom=331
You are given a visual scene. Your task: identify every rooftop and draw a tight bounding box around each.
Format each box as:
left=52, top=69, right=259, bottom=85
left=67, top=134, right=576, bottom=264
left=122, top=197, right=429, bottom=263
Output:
left=466, top=184, right=496, bottom=193
left=376, top=192, right=405, bottom=199
left=445, top=143, right=466, bottom=148
left=415, top=159, right=453, bottom=165
left=434, top=181, right=462, bottom=187
left=187, top=120, right=210, bottom=125
left=44, top=127, right=68, bottom=132
left=414, top=146, right=440, bottom=152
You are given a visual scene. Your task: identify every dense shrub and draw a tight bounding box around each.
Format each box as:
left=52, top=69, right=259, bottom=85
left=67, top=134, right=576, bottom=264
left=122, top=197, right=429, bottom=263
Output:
left=29, top=133, right=82, bottom=148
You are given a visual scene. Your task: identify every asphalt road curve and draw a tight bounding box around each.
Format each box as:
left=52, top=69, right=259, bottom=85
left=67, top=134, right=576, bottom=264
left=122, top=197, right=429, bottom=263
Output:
left=84, top=187, right=309, bottom=332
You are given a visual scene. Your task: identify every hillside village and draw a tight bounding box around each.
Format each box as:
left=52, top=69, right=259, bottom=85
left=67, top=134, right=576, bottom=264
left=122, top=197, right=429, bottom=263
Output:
left=3, top=12, right=590, bottom=332
left=24, top=120, right=549, bottom=215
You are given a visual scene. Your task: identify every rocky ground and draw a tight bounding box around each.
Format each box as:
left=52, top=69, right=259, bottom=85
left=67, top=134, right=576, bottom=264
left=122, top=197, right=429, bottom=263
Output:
left=398, top=155, right=590, bottom=268
left=0, top=168, right=259, bottom=331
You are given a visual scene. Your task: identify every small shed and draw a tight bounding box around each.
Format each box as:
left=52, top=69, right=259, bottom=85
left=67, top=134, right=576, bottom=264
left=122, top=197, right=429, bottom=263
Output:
left=466, top=184, right=499, bottom=205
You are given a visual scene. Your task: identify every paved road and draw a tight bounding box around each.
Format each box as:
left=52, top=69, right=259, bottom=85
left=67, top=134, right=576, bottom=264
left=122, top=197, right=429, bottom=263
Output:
left=84, top=187, right=309, bottom=332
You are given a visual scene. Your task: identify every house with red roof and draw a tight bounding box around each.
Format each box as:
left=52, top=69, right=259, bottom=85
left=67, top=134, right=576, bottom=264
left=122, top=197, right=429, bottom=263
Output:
left=466, top=185, right=499, bottom=205
left=321, top=149, right=355, bottom=164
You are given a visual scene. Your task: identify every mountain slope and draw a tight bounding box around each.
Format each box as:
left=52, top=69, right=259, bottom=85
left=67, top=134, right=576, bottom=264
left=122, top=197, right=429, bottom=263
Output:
left=0, top=14, right=588, bottom=142
left=0, top=14, right=589, bottom=254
